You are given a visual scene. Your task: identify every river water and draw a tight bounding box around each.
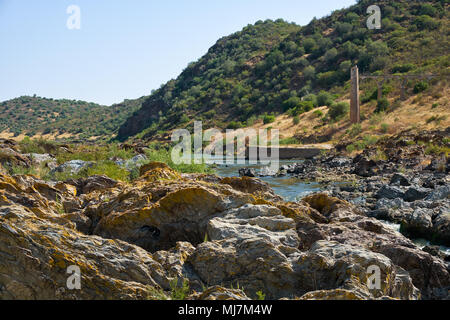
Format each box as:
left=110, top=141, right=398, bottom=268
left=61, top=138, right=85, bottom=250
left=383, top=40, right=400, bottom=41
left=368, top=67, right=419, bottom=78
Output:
left=213, top=159, right=450, bottom=255
left=214, top=160, right=321, bottom=202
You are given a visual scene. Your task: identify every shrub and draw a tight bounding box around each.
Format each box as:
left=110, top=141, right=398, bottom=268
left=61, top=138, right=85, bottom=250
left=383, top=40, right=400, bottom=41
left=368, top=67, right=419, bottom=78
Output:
left=414, top=15, right=439, bottom=30
left=263, top=114, right=276, bottom=124
left=145, top=146, right=213, bottom=174
left=348, top=123, right=362, bottom=137
left=380, top=123, right=390, bottom=133
left=391, top=63, right=415, bottom=74
left=346, top=144, right=356, bottom=153
left=227, top=121, right=243, bottom=129
left=413, top=81, right=429, bottom=93
left=328, top=102, right=349, bottom=121
left=317, top=91, right=334, bottom=107
left=283, top=97, right=302, bottom=111
left=280, top=137, right=301, bottom=145
left=375, top=98, right=389, bottom=113
left=313, top=110, right=323, bottom=118
left=293, top=116, right=300, bottom=125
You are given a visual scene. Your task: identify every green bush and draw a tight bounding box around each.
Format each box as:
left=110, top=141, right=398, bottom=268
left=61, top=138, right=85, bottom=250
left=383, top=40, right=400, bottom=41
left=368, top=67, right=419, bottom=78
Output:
left=317, top=91, right=334, bottom=107
left=328, top=102, right=349, bottom=121
left=414, top=15, right=439, bottom=30
left=413, top=81, right=429, bottom=93
left=380, top=123, right=390, bottom=133
left=348, top=123, right=362, bottom=137
left=375, top=98, right=389, bottom=113
left=263, top=114, right=276, bottom=124
left=391, top=63, right=415, bottom=74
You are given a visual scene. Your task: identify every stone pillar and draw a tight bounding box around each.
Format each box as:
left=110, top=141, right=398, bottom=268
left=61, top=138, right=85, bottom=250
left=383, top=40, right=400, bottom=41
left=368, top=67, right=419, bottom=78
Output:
left=400, top=78, right=408, bottom=101
left=377, top=80, right=385, bottom=100
left=350, top=66, right=360, bottom=124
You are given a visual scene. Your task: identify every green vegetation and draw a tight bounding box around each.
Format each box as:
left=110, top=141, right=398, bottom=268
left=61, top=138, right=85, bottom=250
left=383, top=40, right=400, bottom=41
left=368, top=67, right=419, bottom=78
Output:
left=375, top=98, right=390, bottom=113
left=145, top=145, right=214, bottom=174
left=380, top=123, right=390, bottom=133
left=346, top=134, right=379, bottom=153
left=170, top=279, right=190, bottom=300
left=6, top=138, right=214, bottom=182
left=256, top=291, right=266, bottom=300
left=0, top=95, right=145, bottom=140
left=280, top=137, right=301, bottom=145
left=263, top=114, right=276, bottom=124
left=328, top=102, right=349, bottom=121
left=118, top=0, right=449, bottom=140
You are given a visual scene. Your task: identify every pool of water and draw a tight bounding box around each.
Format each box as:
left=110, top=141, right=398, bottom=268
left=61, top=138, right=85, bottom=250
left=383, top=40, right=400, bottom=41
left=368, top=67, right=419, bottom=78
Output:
left=380, top=220, right=450, bottom=255
left=212, top=159, right=449, bottom=256
left=213, top=160, right=321, bottom=202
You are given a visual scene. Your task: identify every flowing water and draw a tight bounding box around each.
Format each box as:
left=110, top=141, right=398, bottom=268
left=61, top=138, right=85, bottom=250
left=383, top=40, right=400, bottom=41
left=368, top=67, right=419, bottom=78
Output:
left=212, top=158, right=450, bottom=255
left=213, top=160, right=321, bottom=202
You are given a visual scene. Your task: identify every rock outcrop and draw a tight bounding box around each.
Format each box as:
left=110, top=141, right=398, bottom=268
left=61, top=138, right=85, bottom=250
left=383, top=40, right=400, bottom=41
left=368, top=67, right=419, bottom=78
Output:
left=0, top=163, right=448, bottom=300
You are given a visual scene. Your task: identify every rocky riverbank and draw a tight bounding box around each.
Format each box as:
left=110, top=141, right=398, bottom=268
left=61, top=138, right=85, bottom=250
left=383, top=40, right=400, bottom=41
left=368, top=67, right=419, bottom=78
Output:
left=0, top=159, right=449, bottom=300
left=239, top=130, right=450, bottom=251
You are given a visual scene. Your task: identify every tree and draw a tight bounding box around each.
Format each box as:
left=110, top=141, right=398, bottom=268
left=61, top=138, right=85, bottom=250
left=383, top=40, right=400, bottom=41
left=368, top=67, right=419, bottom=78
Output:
left=303, top=66, right=316, bottom=81
left=317, top=91, right=334, bottom=107
left=328, top=102, right=349, bottom=120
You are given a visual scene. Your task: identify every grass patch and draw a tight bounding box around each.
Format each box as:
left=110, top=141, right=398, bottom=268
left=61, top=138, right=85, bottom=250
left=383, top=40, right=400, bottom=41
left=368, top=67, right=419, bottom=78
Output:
left=145, top=146, right=214, bottom=174
left=280, top=137, right=301, bottom=145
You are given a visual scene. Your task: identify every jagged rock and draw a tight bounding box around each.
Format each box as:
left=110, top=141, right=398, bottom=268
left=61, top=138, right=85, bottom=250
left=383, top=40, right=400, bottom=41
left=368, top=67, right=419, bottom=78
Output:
left=115, top=154, right=148, bottom=170
left=0, top=147, right=30, bottom=167
left=139, top=161, right=180, bottom=182
left=390, top=173, right=411, bottom=186
left=0, top=164, right=447, bottom=300
left=376, top=185, right=405, bottom=200
left=425, top=185, right=450, bottom=201
left=93, top=185, right=251, bottom=252
left=220, top=176, right=281, bottom=201
left=26, top=153, right=56, bottom=166
left=432, top=212, right=450, bottom=246
left=353, top=156, right=378, bottom=177
left=51, top=160, right=94, bottom=175
left=329, top=157, right=352, bottom=168
left=0, top=205, right=172, bottom=299
left=299, top=289, right=368, bottom=300
left=238, top=168, right=256, bottom=177
left=65, top=175, right=118, bottom=195
left=259, top=166, right=276, bottom=177
left=400, top=208, right=433, bottom=238
left=207, top=204, right=299, bottom=248
left=403, top=186, right=430, bottom=202
left=372, top=243, right=450, bottom=299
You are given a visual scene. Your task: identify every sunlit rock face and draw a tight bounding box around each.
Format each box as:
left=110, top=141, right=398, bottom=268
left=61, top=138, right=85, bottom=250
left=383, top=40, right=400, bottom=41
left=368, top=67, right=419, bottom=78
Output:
left=0, top=165, right=448, bottom=300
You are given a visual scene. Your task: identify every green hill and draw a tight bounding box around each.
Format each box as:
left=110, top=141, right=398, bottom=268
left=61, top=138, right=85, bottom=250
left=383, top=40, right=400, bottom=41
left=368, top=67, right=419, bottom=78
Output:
left=117, top=0, right=449, bottom=141
left=0, top=95, right=146, bottom=140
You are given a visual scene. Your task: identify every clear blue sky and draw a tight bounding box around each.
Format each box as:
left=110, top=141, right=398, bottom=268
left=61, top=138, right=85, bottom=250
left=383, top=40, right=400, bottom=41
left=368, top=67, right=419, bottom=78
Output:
left=0, top=0, right=356, bottom=105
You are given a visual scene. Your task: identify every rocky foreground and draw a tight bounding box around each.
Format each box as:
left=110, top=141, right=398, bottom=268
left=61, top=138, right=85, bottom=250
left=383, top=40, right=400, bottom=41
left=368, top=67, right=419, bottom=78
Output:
left=0, top=159, right=449, bottom=300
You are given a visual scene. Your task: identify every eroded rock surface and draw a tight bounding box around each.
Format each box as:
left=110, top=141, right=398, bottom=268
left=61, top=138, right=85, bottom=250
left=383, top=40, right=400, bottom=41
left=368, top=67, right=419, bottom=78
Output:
left=0, top=163, right=448, bottom=300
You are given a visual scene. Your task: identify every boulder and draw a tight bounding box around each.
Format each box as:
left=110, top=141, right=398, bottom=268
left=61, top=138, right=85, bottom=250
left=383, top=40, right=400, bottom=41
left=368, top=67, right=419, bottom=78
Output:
left=390, top=173, right=411, bottom=186
left=0, top=205, right=172, bottom=299
left=51, top=160, right=94, bottom=174
left=376, top=185, right=405, bottom=200
left=425, top=185, right=450, bottom=201
left=432, top=212, right=450, bottom=246
left=238, top=168, right=256, bottom=177
left=403, top=186, right=430, bottom=202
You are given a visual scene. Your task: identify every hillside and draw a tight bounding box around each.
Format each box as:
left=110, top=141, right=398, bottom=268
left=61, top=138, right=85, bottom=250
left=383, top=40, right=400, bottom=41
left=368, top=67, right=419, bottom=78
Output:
left=0, top=95, right=146, bottom=141
left=117, top=0, right=449, bottom=142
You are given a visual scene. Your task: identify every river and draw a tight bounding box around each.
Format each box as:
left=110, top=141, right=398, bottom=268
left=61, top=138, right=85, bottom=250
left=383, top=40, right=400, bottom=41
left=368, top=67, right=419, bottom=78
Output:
left=213, top=159, right=450, bottom=255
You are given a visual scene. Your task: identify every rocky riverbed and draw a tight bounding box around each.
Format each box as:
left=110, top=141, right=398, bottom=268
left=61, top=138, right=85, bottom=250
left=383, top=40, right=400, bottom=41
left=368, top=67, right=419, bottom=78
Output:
left=0, top=159, right=449, bottom=300
left=238, top=130, right=450, bottom=256
left=0, top=130, right=449, bottom=300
